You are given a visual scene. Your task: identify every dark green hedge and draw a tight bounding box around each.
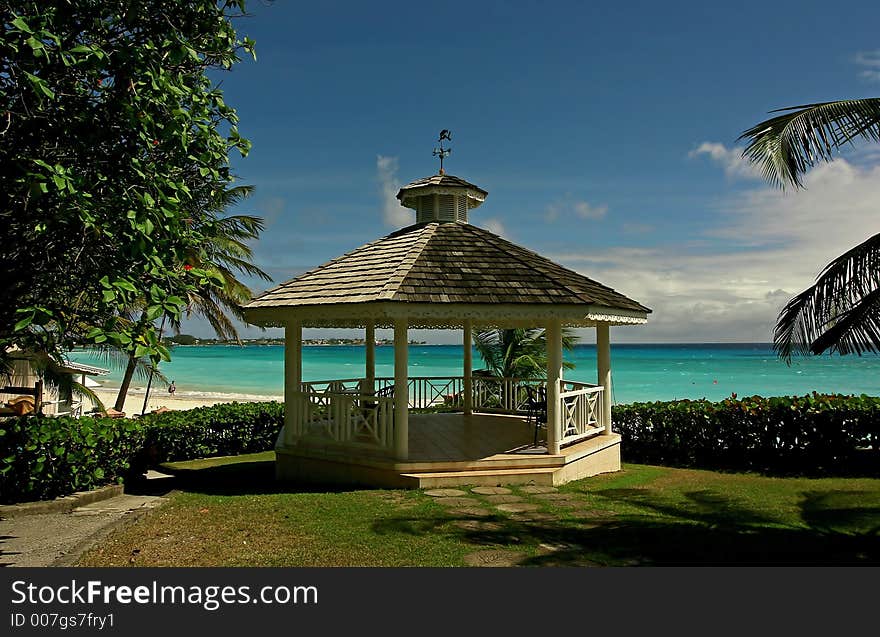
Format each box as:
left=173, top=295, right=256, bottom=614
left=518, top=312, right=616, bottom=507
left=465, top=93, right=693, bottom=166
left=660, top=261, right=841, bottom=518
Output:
left=137, top=401, right=283, bottom=465
left=0, top=401, right=283, bottom=504
left=613, top=393, right=880, bottom=475
left=0, top=415, right=145, bottom=504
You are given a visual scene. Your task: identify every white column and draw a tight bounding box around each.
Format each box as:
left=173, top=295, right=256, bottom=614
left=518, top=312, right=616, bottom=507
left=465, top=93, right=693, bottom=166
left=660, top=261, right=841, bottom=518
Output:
left=284, top=320, right=302, bottom=446
left=597, top=323, right=612, bottom=434
left=463, top=319, right=473, bottom=415
left=393, top=319, right=409, bottom=460
left=545, top=320, right=562, bottom=455
left=364, top=321, right=375, bottom=395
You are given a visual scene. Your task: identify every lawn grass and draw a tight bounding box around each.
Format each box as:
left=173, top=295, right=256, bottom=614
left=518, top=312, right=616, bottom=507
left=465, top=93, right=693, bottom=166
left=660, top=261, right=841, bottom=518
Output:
left=79, top=453, right=880, bottom=566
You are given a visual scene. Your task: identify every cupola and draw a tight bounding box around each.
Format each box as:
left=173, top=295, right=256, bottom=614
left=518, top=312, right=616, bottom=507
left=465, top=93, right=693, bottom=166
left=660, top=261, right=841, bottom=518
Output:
left=395, top=130, right=488, bottom=224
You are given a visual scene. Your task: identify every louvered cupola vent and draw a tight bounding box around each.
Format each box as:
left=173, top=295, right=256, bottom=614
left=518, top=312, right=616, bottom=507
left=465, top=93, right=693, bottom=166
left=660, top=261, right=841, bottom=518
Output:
left=396, top=174, right=488, bottom=225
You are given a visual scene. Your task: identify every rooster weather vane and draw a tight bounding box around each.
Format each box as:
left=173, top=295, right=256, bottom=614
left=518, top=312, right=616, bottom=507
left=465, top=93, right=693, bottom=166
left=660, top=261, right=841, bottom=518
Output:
left=433, top=129, right=452, bottom=174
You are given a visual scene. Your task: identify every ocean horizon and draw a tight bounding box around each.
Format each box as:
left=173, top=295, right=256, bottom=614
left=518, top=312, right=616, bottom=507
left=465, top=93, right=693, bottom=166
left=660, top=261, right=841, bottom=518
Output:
left=68, top=342, right=880, bottom=405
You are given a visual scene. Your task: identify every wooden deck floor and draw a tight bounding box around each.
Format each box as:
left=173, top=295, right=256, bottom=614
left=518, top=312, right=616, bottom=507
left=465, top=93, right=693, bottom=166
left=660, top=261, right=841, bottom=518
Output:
left=407, top=412, right=543, bottom=462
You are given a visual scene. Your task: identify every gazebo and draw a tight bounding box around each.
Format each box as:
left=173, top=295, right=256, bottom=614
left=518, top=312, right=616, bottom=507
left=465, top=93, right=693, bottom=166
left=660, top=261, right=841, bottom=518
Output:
left=244, top=157, right=650, bottom=488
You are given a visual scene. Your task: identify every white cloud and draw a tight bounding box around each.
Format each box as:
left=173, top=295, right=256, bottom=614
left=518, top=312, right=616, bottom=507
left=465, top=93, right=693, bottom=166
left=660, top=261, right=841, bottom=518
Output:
left=855, top=50, right=880, bottom=82
left=377, top=155, right=413, bottom=227
left=545, top=198, right=608, bottom=222
left=480, top=217, right=507, bottom=236
left=574, top=201, right=608, bottom=219
left=689, top=142, right=760, bottom=179
left=554, top=151, right=880, bottom=342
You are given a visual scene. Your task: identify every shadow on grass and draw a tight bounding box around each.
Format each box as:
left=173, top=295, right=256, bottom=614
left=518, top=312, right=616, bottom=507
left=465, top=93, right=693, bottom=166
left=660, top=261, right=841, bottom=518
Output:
left=372, top=488, right=880, bottom=565
left=128, top=457, right=367, bottom=497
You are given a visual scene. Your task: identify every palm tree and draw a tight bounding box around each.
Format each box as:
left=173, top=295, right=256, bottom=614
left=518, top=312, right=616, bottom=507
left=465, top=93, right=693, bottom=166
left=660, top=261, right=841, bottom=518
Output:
left=174, top=185, right=271, bottom=339
left=474, top=327, right=579, bottom=410
left=739, top=98, right=880, bottom=360
left=474, top=328, right=578, bottom=378
left=113, top=185, right=271, bottom=410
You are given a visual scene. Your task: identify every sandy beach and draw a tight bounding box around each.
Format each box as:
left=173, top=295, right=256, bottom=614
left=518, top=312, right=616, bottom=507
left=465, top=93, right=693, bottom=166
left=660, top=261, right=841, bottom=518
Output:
left=89, top=387, right=282, bottom=417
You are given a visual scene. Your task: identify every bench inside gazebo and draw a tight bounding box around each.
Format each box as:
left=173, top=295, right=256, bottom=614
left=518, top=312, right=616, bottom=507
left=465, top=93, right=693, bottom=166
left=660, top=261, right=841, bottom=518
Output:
left=244, top=157, right=650, bottom=488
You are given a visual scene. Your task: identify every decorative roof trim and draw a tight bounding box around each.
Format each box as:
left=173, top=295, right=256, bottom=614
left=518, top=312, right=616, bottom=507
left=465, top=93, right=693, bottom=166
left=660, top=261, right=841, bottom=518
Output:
left=244, top=301, right=648, bottom=330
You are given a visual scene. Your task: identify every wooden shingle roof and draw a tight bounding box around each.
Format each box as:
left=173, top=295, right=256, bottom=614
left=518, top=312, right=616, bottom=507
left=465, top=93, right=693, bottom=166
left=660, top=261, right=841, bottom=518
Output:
left=245, top=222, right=650, bottom=318
left=396, top=174, right=488, bottom=198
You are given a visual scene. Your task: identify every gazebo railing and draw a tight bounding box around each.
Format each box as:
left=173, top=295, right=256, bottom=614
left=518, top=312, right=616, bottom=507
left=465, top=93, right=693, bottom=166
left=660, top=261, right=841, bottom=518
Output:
left=375, top=376, right=465, bottom=409
left=289, top=389, right=395, bottom=453
left=288, top=375, right=605, bottom=454
left=559, top=380, right=604, bottom=446
left=471, top=376, right=544, bottom=412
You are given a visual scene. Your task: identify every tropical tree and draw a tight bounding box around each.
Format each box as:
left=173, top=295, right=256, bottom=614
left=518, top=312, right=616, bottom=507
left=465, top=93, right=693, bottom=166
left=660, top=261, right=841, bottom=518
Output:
left=112, top=185, right=271, bottom=411
left=1, top=0, right=255, bottom=375
left=474, top=328, right=578, bottom=378
left=175, top=185, right=271, bottom=340
left=739, top=99, right=880, bottom=360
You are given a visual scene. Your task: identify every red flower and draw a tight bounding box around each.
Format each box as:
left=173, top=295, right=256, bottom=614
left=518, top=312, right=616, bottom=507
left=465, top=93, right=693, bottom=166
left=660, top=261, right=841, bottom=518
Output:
left=152, top=139, right=159, bottom=146
left=183, top=264, right=193, bottom=271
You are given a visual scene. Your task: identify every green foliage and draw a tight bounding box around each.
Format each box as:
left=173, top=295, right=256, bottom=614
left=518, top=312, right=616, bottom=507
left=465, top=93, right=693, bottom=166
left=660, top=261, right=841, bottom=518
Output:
left=613, top=393, right=880, bottom=475
left=0, top=415, right=145, bottom=503
left=138, top=401, right=283, bottom=465
left=739, top=99, right=880, bottom=190
left=739, top=99, right=880, bottom=360
left=0, top=0, right=254, bottom=370
left=474, top=328, right=578, bottom=378
left=0, top=401, right=282, bottom=503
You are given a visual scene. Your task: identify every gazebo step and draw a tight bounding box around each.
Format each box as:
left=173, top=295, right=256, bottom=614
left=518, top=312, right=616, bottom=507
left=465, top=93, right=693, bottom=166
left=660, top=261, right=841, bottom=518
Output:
left=401, top=467, right=558, bottom=488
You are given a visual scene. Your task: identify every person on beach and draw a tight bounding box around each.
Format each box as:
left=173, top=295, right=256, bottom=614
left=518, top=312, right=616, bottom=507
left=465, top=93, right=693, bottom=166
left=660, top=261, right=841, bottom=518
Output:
left=169, top=380, right=176, bottom=396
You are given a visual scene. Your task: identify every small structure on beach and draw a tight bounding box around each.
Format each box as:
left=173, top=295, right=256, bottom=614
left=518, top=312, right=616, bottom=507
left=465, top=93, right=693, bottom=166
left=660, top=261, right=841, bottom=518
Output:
left=0, top=350, right=109, bottom=417
left=244, top=137, right=650, bottom=487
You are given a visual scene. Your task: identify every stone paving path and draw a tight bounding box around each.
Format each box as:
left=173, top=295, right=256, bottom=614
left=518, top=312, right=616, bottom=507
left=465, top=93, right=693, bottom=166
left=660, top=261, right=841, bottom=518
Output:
left=471, top=486, right=512, bottom=495
left=424, top=489, right=468, bottom=498
left=0, top=474, right=173, bottom=567
left=423, top=484, right=614, bottom=567
left=0, top=494, right=168, bottom=567
left=427, top=484, right=574, bottom=518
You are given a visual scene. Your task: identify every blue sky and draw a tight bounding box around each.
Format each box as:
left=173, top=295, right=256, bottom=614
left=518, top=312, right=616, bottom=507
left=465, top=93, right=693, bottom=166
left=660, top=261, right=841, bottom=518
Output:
left=181, top=0, right=880, bottom=343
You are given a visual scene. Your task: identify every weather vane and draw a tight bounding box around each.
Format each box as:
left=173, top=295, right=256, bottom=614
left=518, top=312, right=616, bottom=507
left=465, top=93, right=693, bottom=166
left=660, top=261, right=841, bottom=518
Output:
left=433, top=129, right=452, bottom=174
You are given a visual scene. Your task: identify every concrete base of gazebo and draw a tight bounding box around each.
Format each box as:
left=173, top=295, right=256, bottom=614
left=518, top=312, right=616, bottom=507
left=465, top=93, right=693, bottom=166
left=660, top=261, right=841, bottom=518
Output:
left=275, top=412, right=621, bottom=488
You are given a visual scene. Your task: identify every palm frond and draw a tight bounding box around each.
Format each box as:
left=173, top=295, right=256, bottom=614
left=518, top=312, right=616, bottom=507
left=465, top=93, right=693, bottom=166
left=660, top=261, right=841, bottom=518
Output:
left=474, top=329, right=504, bottom=376
left=179, top=187, right=272, bottom=342
left=71, top=380, right=104, bottom=413
left=214, top=184, right=256, bottom=209
left=85, top=345, right=163, bottom=382
left=810, top=287, right=880, bottom=356
left=474, top=327, right=580, bottom=378
left=739, top=98, right=880, bottom=189
left=774, top=232, right=880, bottom=361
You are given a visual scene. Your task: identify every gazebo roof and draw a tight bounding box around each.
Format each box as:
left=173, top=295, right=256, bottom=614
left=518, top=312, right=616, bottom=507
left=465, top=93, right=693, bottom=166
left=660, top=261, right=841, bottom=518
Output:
left=396, top=174, right=488, bottom=197
left=244, top=221, right=650, bottom=328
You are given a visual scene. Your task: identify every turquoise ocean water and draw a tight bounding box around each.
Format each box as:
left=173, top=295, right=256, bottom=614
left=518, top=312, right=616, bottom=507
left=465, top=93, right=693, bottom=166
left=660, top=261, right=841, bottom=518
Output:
left=69, top=343, right=880, bottom=404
